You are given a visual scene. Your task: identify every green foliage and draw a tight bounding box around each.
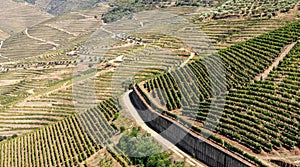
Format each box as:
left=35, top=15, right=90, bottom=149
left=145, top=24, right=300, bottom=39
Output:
left=110, top=123, right=118, bottom=130
left=194, top=0, right=298, bottom=21
left=113, top=113, right=120, bottom=121
left=117, top=127, right=185, bottom=167
left=0, top=99, right=121, bottom=166
left=27, top=0, right=102, bottom=15
left=138, top=20, right=300, bottom=167
left=102, top=0, right=159, bottom=23
left=102, top=0, right=217, bottom=23
left=11, top=134, right=18, bottom=139
left=120, top=126, right=126, bottom=133
left=122, top=78, right=134, bottom=91
left=175, top=0, right=207, bottom=7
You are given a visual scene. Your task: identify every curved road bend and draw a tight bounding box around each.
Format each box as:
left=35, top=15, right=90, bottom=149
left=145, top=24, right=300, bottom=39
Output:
left=121, top=90, right=206, bottom=167
left=24, top=28, right=59, bottom=47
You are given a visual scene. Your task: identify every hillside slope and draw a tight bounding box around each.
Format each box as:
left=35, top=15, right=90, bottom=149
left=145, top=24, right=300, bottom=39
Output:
left=0, top=4, right=107, bottom=62
left=0, top=99, right=130, bottom=167
left=137, top=20, right=300, bottom=166
left=16, top=0, right=106, bottom=16
left=0, top=0, right=52, bottom=39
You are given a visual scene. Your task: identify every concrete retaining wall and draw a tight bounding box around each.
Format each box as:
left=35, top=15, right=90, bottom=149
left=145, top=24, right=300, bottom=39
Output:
left=130, top=89, right=252, bottom=167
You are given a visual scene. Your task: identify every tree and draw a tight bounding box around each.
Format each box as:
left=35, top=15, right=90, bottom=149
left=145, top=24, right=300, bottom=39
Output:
left=117, top=127, right=186, bottom=167
left=120, top=126, right=126, bottom=133
left=121, top=77, right=134, bottom=91
left=113, top=113, right=120, bottom=121
left=12, top=134, right=18, bottom=138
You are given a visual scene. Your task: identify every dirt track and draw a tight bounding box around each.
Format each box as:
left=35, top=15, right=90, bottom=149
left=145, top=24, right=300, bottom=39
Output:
left=24, top=28, right=59, bottom=47
left=255, top=41, right=298, bottom=81
left=180, top=52, right=195, bottom=67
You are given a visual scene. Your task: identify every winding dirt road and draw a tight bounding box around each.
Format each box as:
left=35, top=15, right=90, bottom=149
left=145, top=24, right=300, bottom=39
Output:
left=24, top=28, right=59, bottom=47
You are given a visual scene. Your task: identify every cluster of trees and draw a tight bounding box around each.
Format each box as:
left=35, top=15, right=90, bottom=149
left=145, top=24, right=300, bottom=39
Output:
left=102, top=0, right=226, bottom=23
left=117, top=127, right=187, bottom=167
left=195, top=0, right=298, bottom=21
left=102, top=0, right=163, bottom=23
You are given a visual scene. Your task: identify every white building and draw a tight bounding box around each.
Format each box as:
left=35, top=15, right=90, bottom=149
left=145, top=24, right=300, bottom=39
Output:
left=66, top=51, right=78, bottom=56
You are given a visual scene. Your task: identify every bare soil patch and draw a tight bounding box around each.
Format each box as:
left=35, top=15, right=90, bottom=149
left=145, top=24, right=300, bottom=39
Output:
left=0, top=79, right=21, bottom=86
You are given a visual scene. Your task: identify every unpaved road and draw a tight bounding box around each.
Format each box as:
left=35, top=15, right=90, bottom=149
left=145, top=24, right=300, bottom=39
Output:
left=255, top=41, right=298, bottom=81
left=121, top=90, right=206, bottom=167
left=0, top=40, right=9, bottom=60
left=180, top=52, right=195, bottom=67
left=16, top=81, right=71, bottom=107
left=24, top=28, right=59, bottom=47
left=45, top=24, right=78, bottom=36
left=100, top=26, right=116, bottom=37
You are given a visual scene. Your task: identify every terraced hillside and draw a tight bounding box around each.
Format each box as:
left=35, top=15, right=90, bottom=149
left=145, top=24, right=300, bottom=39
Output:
left=1, top=3, right=299, bottom=137
left=0, top=8, right=192, bottom=137
left=0, top=1, right=299, bottom=167
left=137, top=20, right=300, bottom=166
left=0, top=0, right=52, bottom=39
left=196, top=42, right=300, bottom=164
left=15, top=0, right=106, bottom=16
left=194, top=0, right=299, bottom=21
left=141, top=21, right=300, bottom=111
left=0, top=65, right=76, bottom=136
left=199, top=18, right=297, bottom=50
left=0, top=4, right=106, bottom=63
left=0, top=99, right=130, bottom=167
left=160, top=3, right=300, bottom=53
